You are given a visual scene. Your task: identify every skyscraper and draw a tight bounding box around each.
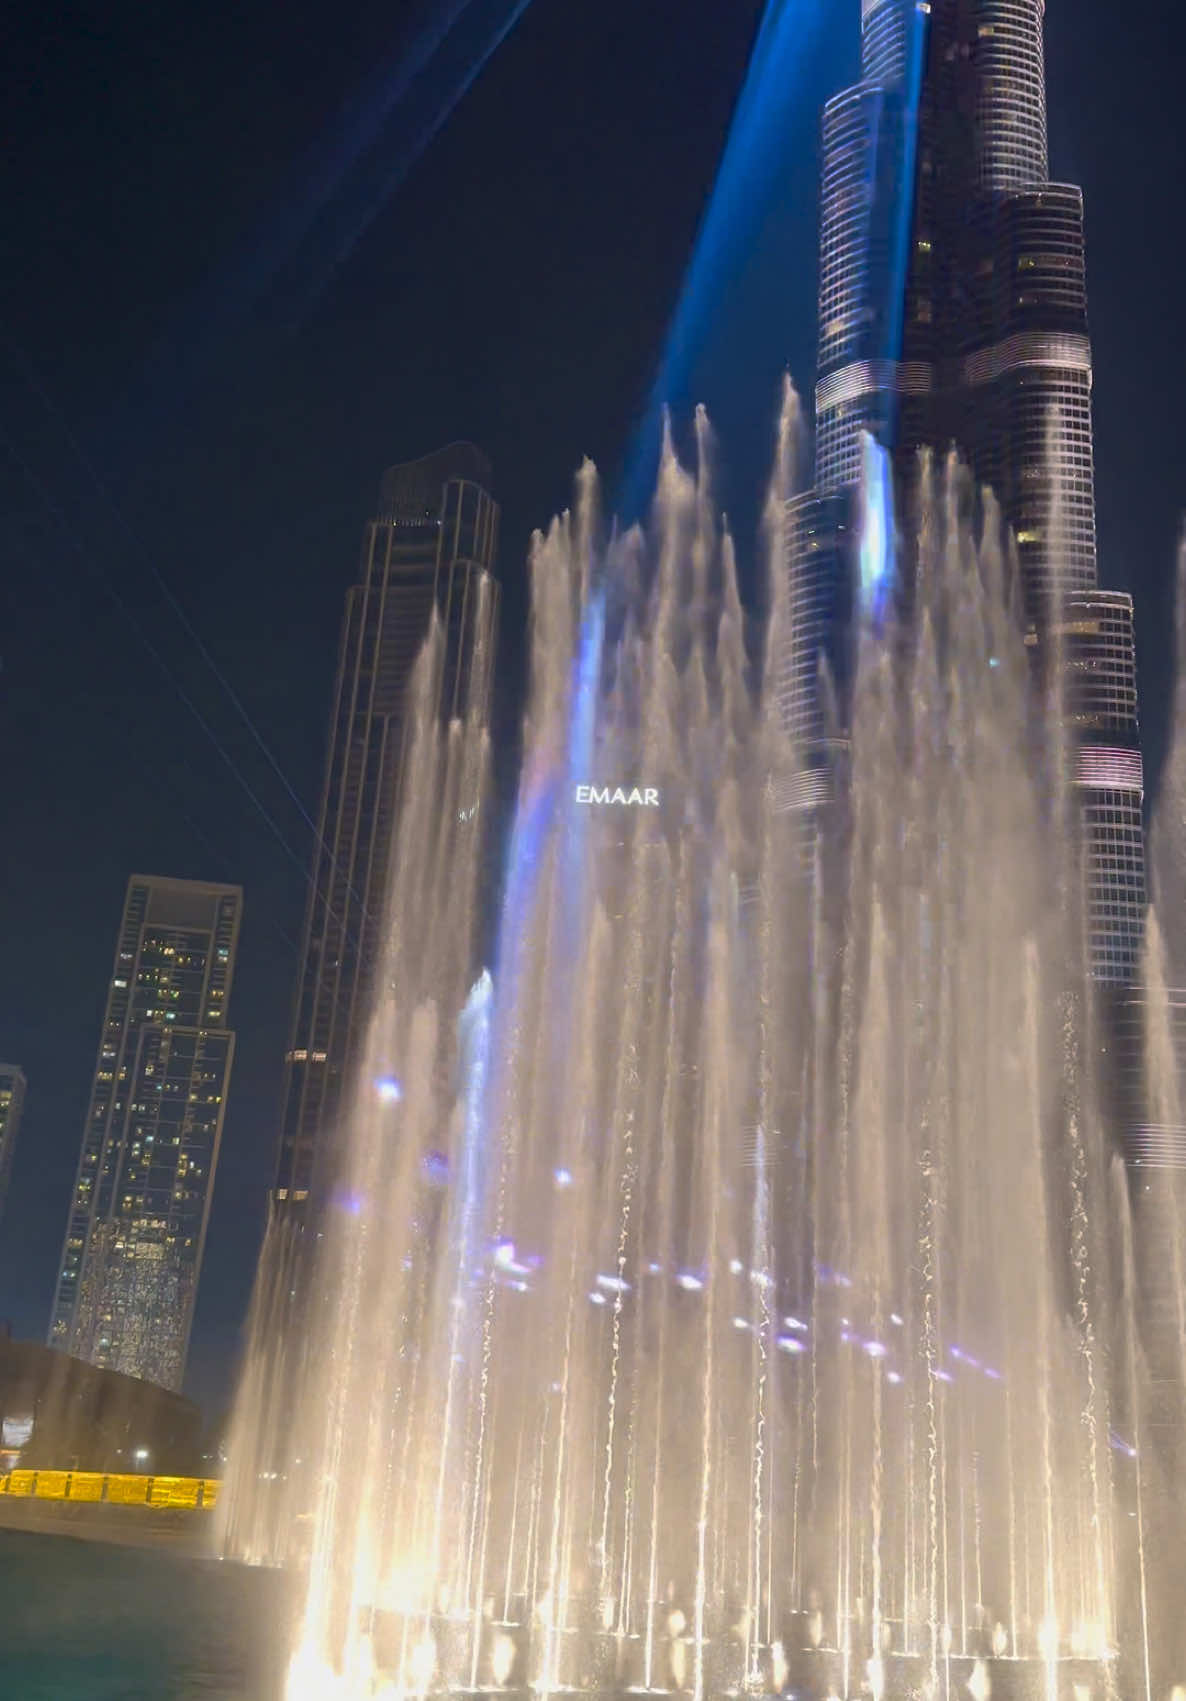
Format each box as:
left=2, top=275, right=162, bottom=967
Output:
left=272, top=443, right=499, bottom=1214
left=0, top=1063, right=26, bottom=1227
left=49, top=876, right=241, bottom=1392
left=784, top=0, right=1146, bottom=983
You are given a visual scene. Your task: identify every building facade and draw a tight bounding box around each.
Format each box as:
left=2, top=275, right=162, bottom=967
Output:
left=0, top=1064, right=26, bottom=1227
left=272, top=443, right=499, bottom=1213
left=786, top=0, right=1146, bottom=983
left=49, top=876, right=241, bottom=1392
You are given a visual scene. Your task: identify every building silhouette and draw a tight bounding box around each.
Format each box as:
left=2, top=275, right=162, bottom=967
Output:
left=783, top=0, right=1145, bottom=983
left=49, top=876, right=241, bottom=1392
left=0, top=1063, right=26, bottom=1228
left=272, top=443, right=499, bottom=1216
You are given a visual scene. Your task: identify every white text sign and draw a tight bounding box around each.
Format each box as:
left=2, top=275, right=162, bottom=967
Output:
left=574, top=786, right=660, bottom=808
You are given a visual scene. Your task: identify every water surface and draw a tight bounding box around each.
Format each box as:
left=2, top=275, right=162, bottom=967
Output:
left=0, top=1528, right=288, bottom=1700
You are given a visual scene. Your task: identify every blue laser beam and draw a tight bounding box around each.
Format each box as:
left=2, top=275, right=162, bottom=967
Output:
left=621, top=0, right=835, bottom=518
left=138, top=0, right=536, bottom=407
left=281, top=0, right=535, bottom=329
left=881, top=1, right=928, bottom=376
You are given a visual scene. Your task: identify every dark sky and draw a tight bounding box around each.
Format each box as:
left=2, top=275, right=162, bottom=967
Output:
left=1, top=0, right=1183, bottom=1422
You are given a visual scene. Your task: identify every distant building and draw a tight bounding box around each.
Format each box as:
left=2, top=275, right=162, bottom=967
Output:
left=0, top=1064, right=26, bottom=1226
left=784, top=0, right=1146, bottom=983
left=48, top=876, right=242, bottom=1392
left=272, top=443, right=499, bottom=1214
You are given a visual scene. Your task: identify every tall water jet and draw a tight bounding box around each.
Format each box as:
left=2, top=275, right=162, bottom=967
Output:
left=225, top=399, right=1150, bottom=1701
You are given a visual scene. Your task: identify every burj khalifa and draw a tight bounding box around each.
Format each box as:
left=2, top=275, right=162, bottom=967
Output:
left=783, top=0, right=1146, bottom=986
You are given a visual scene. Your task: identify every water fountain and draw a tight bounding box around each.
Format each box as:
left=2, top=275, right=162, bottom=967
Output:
left=224, top=387, right=1185, bottom=1701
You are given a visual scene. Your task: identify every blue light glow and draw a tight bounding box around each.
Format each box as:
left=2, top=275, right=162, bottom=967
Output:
left=881, top=0, right=929, bottom=373
left=859, top=433, right=895, bottom=622
left=621, top=0, right=835, bottom=516
left=376, top=1076, right=403, bottom=1104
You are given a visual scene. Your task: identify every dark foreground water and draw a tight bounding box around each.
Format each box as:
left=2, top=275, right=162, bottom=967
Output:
left=0, top=1528, right=292, bottom=1700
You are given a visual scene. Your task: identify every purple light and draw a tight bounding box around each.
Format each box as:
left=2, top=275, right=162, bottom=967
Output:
left=589, top=1291, right=607, bottom=1307
left=493, top=1241, right=516, bottom=1270
left=376, top=1077, right=403, bottom=1104
left=887, top=1371, right=903, bottom=1386
left=676, top=1271, right=705, bottom=1293
left=421, top=1150, right=450, bottom=1186
left=596, top=1274, right=631, bottom=1294
left=553, top=1167, right=574, bottom=1189
left=933, top=1369, right=954, bottom=1384
left=863, top=1341, right=889, bottom=1359
left=890, top=1313, right=904, bottom=1327
left=777, top=1335, right=806, bottom=1355
left=782, top=1316, right=808, bottom=1333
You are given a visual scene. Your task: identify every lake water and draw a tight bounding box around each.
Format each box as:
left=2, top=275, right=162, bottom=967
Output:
left=0, top=1528, right=291, bottom=1700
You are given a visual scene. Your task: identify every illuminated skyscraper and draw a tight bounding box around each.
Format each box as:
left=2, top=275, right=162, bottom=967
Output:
left=0, top=1063, right=26, bottom=1227
left=272, top=444, right=499, bottom=1214
left=785, top=0, right=1146, bottom=982
left=49, top=876, right=241, bottom=1392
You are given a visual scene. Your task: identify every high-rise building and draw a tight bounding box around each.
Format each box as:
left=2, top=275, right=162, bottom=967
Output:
left=49, top=876, right=242, bottom=1392
left=0, top=1064, right=27, bottom=1227
left=785, top=0, right=1146, bottom=983
left=272, top=443, right=499, bottom=1213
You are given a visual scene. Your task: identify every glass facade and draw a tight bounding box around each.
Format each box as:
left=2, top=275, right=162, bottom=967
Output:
left=48, top=877, right=242, bottom=1392
left=0, top=1063, right=26, bottom=1229
left=272, top=444, right=499, bottom=1212
left=1057, top=593, right=1146, bottom=982
left=785, top=0, right=1147, bottom=986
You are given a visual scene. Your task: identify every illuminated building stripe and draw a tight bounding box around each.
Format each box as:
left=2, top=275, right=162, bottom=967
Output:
left=962, top=331, right=1091, bottom=389
left=816, top=359, right=933, bottom=415
left=1073, top=746, right=1143, bottom=793
left=1127, top=1126, right=1186, bottom=1170
left=771, top=768, right=834, bottom=814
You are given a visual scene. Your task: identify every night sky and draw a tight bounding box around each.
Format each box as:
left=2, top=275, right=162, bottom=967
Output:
left=1, top=0, right=1183, bottom=1424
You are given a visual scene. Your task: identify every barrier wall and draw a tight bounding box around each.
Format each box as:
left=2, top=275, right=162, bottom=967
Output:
left=0, top=1469, right=220, bottom=1508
